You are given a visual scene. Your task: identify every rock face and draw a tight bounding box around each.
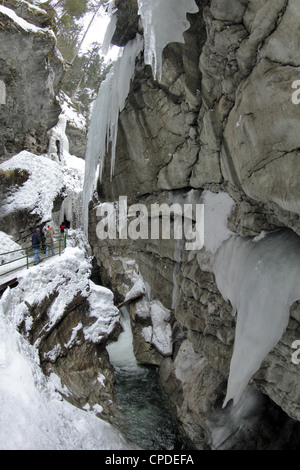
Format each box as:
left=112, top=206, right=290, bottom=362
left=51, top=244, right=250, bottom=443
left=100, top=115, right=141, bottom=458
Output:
left=0, top=3, right=65, bottom=162
left=88, top=0, right=300, bottom=449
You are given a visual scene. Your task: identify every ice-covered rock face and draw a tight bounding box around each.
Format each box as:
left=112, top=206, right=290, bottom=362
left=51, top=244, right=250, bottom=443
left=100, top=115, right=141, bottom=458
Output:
left=83, top=0, right=199, bottom=234
left=0, top=5, right=65, bottom=161
left=87, top=0, right=300, bottom=449
left=137, top=0, right=199, bottom=80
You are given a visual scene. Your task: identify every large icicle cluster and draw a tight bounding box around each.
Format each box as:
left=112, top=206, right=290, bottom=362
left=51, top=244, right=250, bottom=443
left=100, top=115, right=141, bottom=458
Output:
left=213, top=229, right=300, bottom=408
left=137, top=0, right=198, bottom=80
left=82, top=0, right=199, bottom=233
left=82, top=35, right=143, bottom=233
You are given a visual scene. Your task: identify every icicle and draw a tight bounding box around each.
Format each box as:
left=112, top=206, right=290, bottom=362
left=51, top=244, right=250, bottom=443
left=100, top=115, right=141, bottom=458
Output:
left=213, top=229, right=300, bottom=408
left=82, top=1, right=199, bottom=233
left=82, top=35, right=143, bottom=234
left=101, top=14, right=117, bottom=56
left=137, top=0, right=199, bottom=81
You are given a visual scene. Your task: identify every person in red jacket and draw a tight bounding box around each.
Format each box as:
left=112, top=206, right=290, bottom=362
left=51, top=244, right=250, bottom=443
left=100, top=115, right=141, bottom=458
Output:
left=60, top=223, right=66, bottom=235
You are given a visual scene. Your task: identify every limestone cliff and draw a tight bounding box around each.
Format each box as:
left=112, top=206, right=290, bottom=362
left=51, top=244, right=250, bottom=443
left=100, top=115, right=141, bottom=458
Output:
left=88, top=0, right=300, bottom=449
left=0, top=2, right=65, bottom=162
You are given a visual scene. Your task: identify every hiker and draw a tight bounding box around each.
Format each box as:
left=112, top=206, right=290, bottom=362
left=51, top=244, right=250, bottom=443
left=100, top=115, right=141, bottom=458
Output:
left=60, top=223, right=66, bottom=236
left=32, top=228, right=41, bottom=265
left=45, top=226, right=55, bottom=257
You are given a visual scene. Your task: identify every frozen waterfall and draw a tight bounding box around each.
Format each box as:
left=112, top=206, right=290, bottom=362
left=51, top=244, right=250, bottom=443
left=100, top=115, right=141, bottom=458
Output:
left=82, top=0, right=199, bottom=234
left=137, top=0, right=199, bottom=80
left=213, top=229, right=300, bottom=408
left=82, top=35, right=143, bottom=233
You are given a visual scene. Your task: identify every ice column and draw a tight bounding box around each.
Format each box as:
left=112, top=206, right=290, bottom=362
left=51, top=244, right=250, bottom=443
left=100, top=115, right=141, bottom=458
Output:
left=137, top=0, right=199, bottom=80
left=213, top=229, right=300, bottom=408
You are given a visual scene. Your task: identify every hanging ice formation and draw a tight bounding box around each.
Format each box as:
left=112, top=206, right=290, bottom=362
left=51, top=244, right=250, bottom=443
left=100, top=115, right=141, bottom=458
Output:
left=82, top=0, right=199, bottom=234
left=82, top=35, right=143, bottom=233
left=137, top=0, right=199, bottom=81
left=213, top=229, right=300, bottom=408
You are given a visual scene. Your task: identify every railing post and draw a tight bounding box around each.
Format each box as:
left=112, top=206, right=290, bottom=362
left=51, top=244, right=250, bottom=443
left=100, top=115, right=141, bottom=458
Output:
left=26, top=247, right=29, bottom=269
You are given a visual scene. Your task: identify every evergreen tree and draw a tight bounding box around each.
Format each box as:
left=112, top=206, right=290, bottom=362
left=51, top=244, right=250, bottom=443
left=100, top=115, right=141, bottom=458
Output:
left=48, top=0, right=110, bottom=63
left=62, top=42, right=113, bottom=120
left=43, top=0, right=115, bottom=118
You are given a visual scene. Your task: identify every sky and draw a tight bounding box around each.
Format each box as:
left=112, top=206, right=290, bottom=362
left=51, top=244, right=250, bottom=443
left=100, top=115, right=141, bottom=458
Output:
left=81, top=9, right=120, bottom=61
left=33, top=0, right=120, bottom=61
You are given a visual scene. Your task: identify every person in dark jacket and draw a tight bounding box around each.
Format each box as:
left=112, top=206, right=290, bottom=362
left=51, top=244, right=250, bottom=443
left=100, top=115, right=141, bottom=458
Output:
left=32, top=228, right=41, bottom=265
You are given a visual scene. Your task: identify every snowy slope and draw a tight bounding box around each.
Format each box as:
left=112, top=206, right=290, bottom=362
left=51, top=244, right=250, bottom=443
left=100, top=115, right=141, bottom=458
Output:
left=0, top=86, right=138, bottom=448
left=0, top=285, right=134, bottom=450
left=0, top=151, right=64, bottom=222
left=0, top=238, right=138, bottom=450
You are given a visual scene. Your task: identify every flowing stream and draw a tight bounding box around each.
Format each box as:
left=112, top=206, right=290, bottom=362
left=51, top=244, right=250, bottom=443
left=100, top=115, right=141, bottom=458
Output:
left=106, top=307, right=190, bottom=450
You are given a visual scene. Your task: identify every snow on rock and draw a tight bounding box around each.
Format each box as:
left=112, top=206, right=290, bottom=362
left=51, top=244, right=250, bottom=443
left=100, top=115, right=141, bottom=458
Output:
left=2, top=239, right=121, bottom=354
left=0, top=114, right=85, bottom=232
left=213, top=229, right=300, bottom=408
left=48, top=114, right=70, bottom=164
left=201, top=190, right=235, bottom=255
left=19, top=0, right=48, bottom=15
left=0, top=241, right=138, bottom=449
left=0, top=151, right=64, bottom=223
left=84, top=282, right=120, bottom=344
left=195, top=190, right=235, bottom=273
left=0, top=4, right=53, bottom=35
left=124, top=272, right=147, bottom=302
left=83, top=34, right=144, bottom=234
left=63, top=153, right=85, bottom=194
left=59, top=92, right=87, bottom=132
left=0, top=288, right=135, bottom=450
left=144, top=299, right=172, bottom=357
left=112, top=256, right=172, bottom=356
left=9, top=246, right=91, bottom=336
left=113, top=257, right=147, bottom=302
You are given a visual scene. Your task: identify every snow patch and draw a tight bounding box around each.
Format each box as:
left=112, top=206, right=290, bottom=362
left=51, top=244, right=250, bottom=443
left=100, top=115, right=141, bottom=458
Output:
left=0, top=232, right=25, bottom=267
left=0, top=290, right=134, bottom=449
left=59, top=92, right=87, bottom=132
left=83, top=282, right=120, bottom=344
left=147, top=300, right=172, bottom=357
left=0, top=5, right=54, bottom=37
left=0, top=151, right=64, bottom=223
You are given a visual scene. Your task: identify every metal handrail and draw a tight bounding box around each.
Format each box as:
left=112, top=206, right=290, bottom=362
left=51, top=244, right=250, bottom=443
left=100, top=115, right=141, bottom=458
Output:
left=0, top=233, right=67, bottom=278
